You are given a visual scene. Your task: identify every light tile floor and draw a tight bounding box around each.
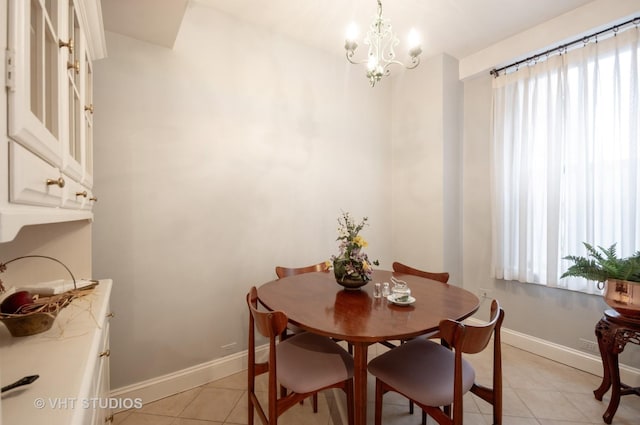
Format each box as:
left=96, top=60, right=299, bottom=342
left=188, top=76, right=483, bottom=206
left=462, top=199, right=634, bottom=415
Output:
left=113, top=343, right=640, bottom=425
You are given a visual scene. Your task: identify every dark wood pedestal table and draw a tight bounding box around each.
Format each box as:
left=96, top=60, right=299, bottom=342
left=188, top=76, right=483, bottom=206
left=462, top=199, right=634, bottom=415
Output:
left=594, top=309, right=640, bottom=424
left=257, top=270, right=480, bottom=425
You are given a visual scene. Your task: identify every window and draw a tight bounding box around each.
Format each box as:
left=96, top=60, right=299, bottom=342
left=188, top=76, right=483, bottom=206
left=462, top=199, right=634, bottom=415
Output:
left=491, top=28, right=640, bottom=294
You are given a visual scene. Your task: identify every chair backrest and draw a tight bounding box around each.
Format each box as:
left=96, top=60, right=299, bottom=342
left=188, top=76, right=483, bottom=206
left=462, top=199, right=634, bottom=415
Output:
left=392, top=261, right=450, bottom=284
left=440, top=299, right=504, bottom=425
left=247, top=286, right=288, bottom=339
left=439, top=299, right=504, bottom=354
left=275, top=261, right=329, bottom=278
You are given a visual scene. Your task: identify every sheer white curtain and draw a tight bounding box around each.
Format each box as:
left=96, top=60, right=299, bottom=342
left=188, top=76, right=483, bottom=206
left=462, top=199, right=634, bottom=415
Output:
left=491, top=28, right=640, bottom=294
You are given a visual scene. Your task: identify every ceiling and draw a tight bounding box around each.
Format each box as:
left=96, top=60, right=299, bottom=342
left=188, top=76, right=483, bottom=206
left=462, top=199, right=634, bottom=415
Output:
left=101, top=0, right=189, bottom=48
left=102, top=0, right=597, bottom=59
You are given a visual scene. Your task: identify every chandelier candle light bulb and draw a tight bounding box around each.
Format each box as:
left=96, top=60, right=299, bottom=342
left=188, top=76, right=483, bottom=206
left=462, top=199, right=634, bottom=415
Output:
left=346, top=22, right=358, bottom=43
left=408, top=28, right=422, bottom=55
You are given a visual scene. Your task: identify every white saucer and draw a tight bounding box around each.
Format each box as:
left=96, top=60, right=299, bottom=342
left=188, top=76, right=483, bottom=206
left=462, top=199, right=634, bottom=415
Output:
left=387, top=294, right=416, bottom=306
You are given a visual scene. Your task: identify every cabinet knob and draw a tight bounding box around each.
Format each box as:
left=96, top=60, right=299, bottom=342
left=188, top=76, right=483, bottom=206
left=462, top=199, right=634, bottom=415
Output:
left=84, top=104, right=94, bottom=114
left=99, top=349, right=110, bottom=358
left=58, top=38, right=74, bottom=54
left=105, top=414, right=114, bottom=423
left=89, top=196, right=98, bottom=202
left=76, top=191, right=88, bottom=198
left=106, top=312, right=115, bottom=318
left=46, top=177, right=65, bottom=188
left=68, top=59, right=80, bottom=74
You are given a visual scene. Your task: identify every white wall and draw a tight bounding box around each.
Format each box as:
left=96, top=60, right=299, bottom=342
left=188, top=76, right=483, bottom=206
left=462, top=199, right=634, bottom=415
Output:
left=92, top=3, right=393, bottom=389
left=390, top=54, right=462, bottom=282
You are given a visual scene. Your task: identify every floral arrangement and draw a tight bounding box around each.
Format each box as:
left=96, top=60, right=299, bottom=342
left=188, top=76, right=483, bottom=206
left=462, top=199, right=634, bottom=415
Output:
left=330, top=212, right=379, bottom=282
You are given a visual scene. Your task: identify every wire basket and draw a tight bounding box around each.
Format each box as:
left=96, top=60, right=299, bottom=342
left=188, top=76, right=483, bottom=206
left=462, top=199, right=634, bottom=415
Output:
left=0, top=255, right=81, bottom=337
left=1, top=311, right=58, bottom=337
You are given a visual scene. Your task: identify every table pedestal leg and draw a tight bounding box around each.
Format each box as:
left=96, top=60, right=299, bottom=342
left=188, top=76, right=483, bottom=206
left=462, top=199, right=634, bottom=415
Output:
left=603, top=351, right=622, bottom=424
left=352, top=342, right=370, bottom=425
left=594, top=318, right=612, bottom=401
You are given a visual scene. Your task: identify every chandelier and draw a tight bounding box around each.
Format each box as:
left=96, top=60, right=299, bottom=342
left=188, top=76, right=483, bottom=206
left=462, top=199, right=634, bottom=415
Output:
left=345, top=0, right=422, bottom=87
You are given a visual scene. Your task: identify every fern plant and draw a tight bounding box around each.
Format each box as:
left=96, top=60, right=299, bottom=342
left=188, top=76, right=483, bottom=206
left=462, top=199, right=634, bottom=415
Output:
left=561, top=243, right=640, bottom=284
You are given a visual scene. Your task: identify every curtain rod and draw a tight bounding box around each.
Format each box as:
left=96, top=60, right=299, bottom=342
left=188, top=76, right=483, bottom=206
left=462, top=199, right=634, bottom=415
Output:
left=490, top=16, right=640, bottom=78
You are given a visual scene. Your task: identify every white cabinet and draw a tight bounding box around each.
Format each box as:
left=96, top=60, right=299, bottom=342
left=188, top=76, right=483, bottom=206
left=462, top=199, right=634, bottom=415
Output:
left=0, top=0, right=106, bottom=242
left=0, top=279, right=113, bottom=425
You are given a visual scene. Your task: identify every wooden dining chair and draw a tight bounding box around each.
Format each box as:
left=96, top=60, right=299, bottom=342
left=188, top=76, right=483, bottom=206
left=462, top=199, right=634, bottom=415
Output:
left=247, top=286, right=355, bottom=425
left=392, top=261, right=450, bottom=284
left=386, top=261, right=450, bottom=342
left=275, top=262, right=352, bottom=347
left=368, top=299, right=504, bottom=425
left=381, top=262, right=449, bottom=351
left=275, top=261, right=329, bottom=278
left=275, top=262, right=334, bottom=410
left=275, top=261, right=330, bottom=341
left=387, top=261, right=452, bottom=415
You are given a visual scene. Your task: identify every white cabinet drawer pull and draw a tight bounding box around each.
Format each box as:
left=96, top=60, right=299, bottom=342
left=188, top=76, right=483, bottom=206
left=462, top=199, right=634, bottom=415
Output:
left=58, top=38, right=74, bottom=54
left=99, top=349, right=110, bottom=358
left=68, top=60, right=79, bottom=74
left=106, top=312, right=114, bottom=318
left=75, top=191, right=87, bottom=198
left=46, top=177, right=65, bottom=188
left=89, top=196, right=98, bottom=202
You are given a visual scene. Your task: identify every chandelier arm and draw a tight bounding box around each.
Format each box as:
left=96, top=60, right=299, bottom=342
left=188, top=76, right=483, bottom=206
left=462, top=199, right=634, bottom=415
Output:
left=405, top=56, right=421, bottom=69
left=346, top=51, right=370, bottom=65
left=381, top=59, right=414, bottom=69
left=382, top=60, right=403, bottom=69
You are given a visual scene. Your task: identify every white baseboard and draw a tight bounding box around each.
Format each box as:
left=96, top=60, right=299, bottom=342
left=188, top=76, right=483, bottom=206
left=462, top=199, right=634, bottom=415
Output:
left=467, top=318, right=640, bottom=387
left=109, top=345, right=268, bottom=412
left=111, top=325, right=640, bottom=411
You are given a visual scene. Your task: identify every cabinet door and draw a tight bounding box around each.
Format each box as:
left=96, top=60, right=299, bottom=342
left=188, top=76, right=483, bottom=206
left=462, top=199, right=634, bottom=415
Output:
left=83, top=52, right=94, bottom=188
left=62, top=0, right=83, bottom=182
left=7, top=0, right=64, bottom=167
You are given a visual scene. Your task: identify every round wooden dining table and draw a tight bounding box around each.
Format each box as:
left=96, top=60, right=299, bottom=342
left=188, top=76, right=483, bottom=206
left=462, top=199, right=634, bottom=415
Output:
left=257, top=269, right=480, bottom=425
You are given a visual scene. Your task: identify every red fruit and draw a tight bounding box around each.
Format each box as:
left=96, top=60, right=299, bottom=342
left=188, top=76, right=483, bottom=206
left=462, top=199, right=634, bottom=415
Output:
left=1, top=291, right=34, bottom=314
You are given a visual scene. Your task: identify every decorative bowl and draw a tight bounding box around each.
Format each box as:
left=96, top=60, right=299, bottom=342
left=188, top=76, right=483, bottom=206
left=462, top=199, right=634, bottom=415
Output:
left=604, top=279, right=640, bottom=318
left=335, top=277, right=369, bottom=291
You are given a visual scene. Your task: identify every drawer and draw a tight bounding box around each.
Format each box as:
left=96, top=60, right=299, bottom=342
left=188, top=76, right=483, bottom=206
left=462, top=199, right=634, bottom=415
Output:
left=9, top=142, right=64, bottom=207
left=61, top=178, right=94, bottom=210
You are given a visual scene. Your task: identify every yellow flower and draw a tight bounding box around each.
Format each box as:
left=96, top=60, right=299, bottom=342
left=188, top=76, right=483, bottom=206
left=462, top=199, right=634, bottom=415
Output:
left=353, top=235, right=368, bottom=248
left=362, top=260, right=371, bottom=271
